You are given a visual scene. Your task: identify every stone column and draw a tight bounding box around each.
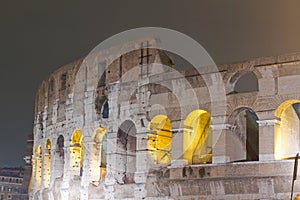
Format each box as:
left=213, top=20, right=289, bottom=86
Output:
left=61, top=140, right=70, bottom=200
left=171, top=128, right=188, bottom=167
left=134, top=126, right=150, bottom=199
left=36, top=154, right=43, bottom=199
left=257, top=119, right=279, bottom=161
left=43, top=148, right=51, bottom=188
left=212, top=123, right=234, bottom=163
left=49, top=148, right=57, bottom=188
left=80, top=134, right=92, bottom=200
left=104, top=129, right=118, bottom=200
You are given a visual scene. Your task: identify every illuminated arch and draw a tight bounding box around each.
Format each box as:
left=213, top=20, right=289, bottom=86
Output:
left=148, top=115, right=172, bottom=164
left=275, top=99, right=300, bottom=118
left=184, top=110, right=212, bottom=165
left=71, top=129, right=83, bottom=145
left=90, top=126, right=107, bottom=183
left=275, top=100, right=300, bottom=160
left=43, top=139, right=51, bottom=188
left=70, top=129, right=84, bottom=176
left=38, top=145, right=42, bottom=155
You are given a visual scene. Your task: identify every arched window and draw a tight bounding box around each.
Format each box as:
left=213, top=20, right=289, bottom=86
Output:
left=275, top=100, right=300, bottom=160
left=228, top=71, right=258, bottom=94
left=90, top=126, right=107, bottom=183
left=70, top=130, right=84, bottom=176
left=184, top=110, right=212, bottom=165
left=60, top=72, right=67, bottom=90
left=227, top=108, right=259, bottom=162
left=49, top=78, right=54, bottom=96
left=102, top=100, right=109, bottom=119
left=53, top=135, right=64, bottom=180
left=117, top=120, right=136, bottom=184
left=148, top=115, right=172, bottom=164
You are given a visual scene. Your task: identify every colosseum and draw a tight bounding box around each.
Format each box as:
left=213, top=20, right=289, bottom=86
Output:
left=30, top=36, right=300, bottom=200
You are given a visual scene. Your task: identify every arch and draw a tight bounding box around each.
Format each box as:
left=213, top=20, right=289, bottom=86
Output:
left=275, top=100, right=300, bottom=159
left=275, top=99, right=300, bottom=118
left=71, top=129, right=83, bottom=145
left=43, top=139, right=51, bottom=188
left=53, top=135, right=64, bottom=180
left=227, top=70, right=259, bottom=94
left=102, top=100, right=109, bottom=119
left=227, top=107, right=259, bottom=162
left=48, top=78, right=55, bottom=96
left=184, top=110, right=212, bottom=165
left=56, top=135, right=64, bottom=157
left=117, top=120, right=136, bottom=184
left=38, top=145, right=42, bottom=155
left=148, top=115, right=172, bottom=164
left=90, top=126, right=107, bottom=183
left=70, top=129, right=84, bottom=176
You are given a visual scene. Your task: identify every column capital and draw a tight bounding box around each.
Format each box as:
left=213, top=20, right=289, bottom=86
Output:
left=256, top=119, right=280, bottom=126
left=211, top=123, right=236, bottom=131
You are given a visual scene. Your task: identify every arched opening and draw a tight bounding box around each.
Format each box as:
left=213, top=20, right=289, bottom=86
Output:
left=228, top=71, right=258, bottom=94
left=102, top=100, right=109, bottom=119
left=148, top=115, right=172, bottom=164
left=227, top=108, right=259, bottom=162
left=54, top=135, right=64, bottom=179
left=48, top=78, right=55, bottom=96
left=117, top=120, right=136, bottom=184
left=90, top=126, right=107, bottom=183
left=35, top=146, right=42, bottom=191
left=70, top=129, right=84, bottom=176
left=43, top=139, right=51, bottom=188
left=184, top=110, right=212, bottom=165
left=275, top=100, right=300, bottom=160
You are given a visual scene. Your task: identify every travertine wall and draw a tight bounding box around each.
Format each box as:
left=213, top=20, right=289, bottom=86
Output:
left=30, top=39, right=300, bottom=199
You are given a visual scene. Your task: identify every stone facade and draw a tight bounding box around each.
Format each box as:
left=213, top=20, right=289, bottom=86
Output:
left=30, top=39, right=300, bottom=199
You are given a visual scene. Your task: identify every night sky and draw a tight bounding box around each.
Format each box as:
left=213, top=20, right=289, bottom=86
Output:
left=1, top=0, right=300, bottom=167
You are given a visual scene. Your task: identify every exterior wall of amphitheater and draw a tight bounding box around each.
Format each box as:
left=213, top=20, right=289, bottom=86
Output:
left=31, top=39, right=300, bottom=199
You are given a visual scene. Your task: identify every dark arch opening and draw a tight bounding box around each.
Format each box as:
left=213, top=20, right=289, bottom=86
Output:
left=117, top=120, right=136, bottom=184
left=228, top=108, right=259, bottom=162
left=54, top=135, right=64, bottom=179
left=233, top=71, right=258, bottom=93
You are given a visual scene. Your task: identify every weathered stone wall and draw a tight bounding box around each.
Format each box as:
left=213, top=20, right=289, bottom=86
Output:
left=30, top=38, right=300, bottom=200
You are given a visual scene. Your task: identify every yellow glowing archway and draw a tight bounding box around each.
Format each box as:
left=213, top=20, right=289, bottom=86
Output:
left=275, top=99, right=300, bottom=118
left=148, top=115, right=172, bottom=164
left=90, top=126, right=106, bottom=182
left=70, top=129, right=84, bottom=176
left=184, top=110, right=212, bottom=165
left=71, top=129, right=84, bottom=145
left=275, top=100, right=300, bottom=160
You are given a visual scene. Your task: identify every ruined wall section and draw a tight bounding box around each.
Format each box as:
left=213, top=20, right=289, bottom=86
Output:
left=33, top=59, right=82, bottom=142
